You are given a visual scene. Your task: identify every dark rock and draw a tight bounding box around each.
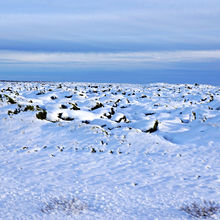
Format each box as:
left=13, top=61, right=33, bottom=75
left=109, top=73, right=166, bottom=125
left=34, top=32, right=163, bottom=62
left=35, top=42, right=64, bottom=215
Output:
left=143, top=120, right=159, bottom=133
left=91, top=102, right=104, bottom=111
left=60, top=104, right=68, bottom=109
left=36, top=110, right=47, bottom=120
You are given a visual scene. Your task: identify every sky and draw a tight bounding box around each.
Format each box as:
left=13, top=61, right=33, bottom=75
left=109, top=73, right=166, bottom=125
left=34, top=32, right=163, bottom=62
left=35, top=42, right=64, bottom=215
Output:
left=0, top=0, right=220, bottom=85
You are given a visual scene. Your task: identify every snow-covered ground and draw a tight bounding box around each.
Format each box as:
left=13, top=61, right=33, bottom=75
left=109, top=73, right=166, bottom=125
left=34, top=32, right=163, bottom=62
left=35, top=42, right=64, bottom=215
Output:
left=0, top=81, right=219, bottom=219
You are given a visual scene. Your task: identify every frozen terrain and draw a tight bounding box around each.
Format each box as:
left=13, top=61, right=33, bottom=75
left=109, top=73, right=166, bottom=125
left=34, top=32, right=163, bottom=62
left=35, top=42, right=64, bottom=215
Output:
left=0, top=81, right=220, bottom=219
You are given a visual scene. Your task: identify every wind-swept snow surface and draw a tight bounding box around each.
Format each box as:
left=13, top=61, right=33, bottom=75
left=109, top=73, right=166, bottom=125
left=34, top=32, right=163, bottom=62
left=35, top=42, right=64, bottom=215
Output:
left=0, top=82, right=220, bottom=219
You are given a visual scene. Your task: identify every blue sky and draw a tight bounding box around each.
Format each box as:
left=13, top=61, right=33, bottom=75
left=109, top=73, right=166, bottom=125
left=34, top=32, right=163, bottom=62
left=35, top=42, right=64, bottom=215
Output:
left=0, top=0, right=220, bottom=84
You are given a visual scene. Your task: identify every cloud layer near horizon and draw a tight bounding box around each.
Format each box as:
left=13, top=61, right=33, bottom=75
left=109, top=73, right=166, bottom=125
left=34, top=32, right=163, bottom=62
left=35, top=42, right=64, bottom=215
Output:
left=1, top=50, right=220, bottom=66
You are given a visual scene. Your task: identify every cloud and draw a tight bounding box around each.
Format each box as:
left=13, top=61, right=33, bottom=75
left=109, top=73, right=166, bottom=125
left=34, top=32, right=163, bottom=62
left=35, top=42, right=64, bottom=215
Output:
left=0, top=50, right=219, bottom=67
left=0, top=1, right=219, bottom=85
left=0, top=1, right=220, bottom=52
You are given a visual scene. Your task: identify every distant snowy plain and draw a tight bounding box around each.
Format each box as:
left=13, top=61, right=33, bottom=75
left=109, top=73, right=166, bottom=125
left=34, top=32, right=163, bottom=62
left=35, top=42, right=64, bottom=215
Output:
left=0, top=81, right=220, bottom=219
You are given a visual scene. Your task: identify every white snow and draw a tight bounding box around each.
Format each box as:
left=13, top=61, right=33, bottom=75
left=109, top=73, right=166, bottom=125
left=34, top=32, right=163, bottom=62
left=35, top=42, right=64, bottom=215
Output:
left=0, top=81, right=219, bottom=219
